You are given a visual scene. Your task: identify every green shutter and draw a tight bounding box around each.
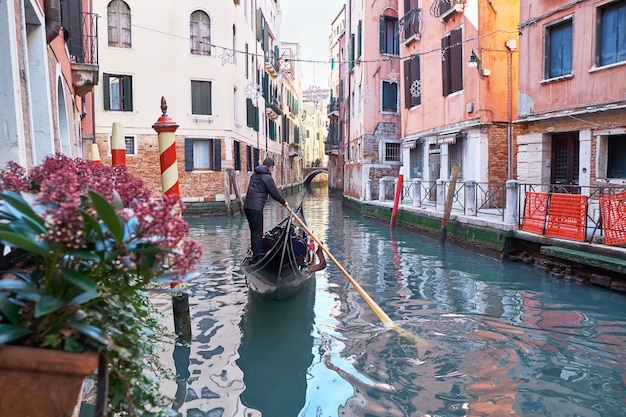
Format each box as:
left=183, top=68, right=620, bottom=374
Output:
left=122, top=75, right=133, bottom=111
left=103, top=73, right=110, bottom=110
left=379, top=16, right=385, bottom=53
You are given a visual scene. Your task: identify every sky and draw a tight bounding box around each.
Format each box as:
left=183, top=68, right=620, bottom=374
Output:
left=280, top=0, right=345, bottom=90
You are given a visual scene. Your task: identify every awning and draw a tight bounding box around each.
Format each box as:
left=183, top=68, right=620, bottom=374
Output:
left=435, top=130, right=466, bottom=145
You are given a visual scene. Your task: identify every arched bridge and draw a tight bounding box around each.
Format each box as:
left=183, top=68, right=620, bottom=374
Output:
left=303, top=167, right=328, bottom=187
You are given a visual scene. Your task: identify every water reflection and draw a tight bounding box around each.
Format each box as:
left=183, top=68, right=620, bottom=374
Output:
left=236, top=280, right=315, bottom=417
left=159, top=186, right=626, bottom=417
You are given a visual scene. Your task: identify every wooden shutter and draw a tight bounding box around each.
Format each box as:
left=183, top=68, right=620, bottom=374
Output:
left=246, top=98, right=254, bottom=127
left=450, top=28, right=463, bottom=93
left=122, top=75, right=133, bottom=111
left=412, top=55, right=421, bottom=107
left=184, top=138, right=194, bottom=171
left=404, top=58, right=411, bottom=108
left=441, top=35, right=451, bottom=96
left=234, top=141, right=241, bottom=171
left=212, top=139, right=221, bottom=171
left=379, top=16, right=385, bottom=53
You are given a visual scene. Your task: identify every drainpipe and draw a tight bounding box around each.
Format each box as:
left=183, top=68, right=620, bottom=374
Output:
left=45, top=0, right=62, bottom=44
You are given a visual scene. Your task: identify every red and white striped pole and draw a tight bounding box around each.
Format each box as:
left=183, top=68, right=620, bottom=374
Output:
left=152, top=96, right=180, bottom=196
left=111, top=122, right=126, bottom=166
left=152, top=97, right=190, bottom=341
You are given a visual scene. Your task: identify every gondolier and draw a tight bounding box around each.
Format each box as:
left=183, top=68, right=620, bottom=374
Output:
left=244, top=158, right=290, bottom=261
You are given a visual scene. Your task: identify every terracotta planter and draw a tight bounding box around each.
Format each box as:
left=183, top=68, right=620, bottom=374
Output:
left=0, top=345, right=99, bottom=417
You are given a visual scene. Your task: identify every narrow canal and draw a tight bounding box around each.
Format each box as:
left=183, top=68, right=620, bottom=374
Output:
left=160, top=185, right=626, bottom=417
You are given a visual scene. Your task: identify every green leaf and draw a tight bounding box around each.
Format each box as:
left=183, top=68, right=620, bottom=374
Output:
left=88, top=190, right=124, bottom=241
left=69, top=289, right=99, bottom=306
left=0, top=230, right=51, bottom=256
left=65, top=249, right=101, bottom=263
left=34, top=295, right=65, bottom=318
left=0, top=278, right=37, bottom=293
left=0, top=191, right=43, bottom=223
left=62, top=269, right=98, bottom=292
left=66, top=322, right=113, bottom=347
left=0, top=324, right=32, bottom=345
left=0, top=293, right=21, bottom=324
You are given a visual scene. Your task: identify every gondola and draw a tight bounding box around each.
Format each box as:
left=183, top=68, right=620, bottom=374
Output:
left=241, top=205, right=326, bottom=300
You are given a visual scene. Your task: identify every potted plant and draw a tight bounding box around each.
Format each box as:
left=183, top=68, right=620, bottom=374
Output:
left=0, top=154, right=202, bottom=416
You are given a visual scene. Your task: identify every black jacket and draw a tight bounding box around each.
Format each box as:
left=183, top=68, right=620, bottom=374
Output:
left=243, top=165, right=286, bottom=211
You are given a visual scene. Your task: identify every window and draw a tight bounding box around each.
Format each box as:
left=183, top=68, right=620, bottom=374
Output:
left=381, top=81, right=399, bottom=113
left=385, top=142, right=401, bottom=162
left=607, top=135, right=626, bottom=178
left=409, top=142, right=424, bottom=179
left=404, top=54, right=421, bottom=108
left=598, top=0, right=626, bottom=66
left=184, top=138, right=221, bottom=171
left=107, top=0, right=131, bottom=48
left=545, top=19, right=573, bottom=79
left=380, top=15, right=399, bottom=55
left=191, top=80, right=212, bottom=115
left=190, top=11, right=211, bottom=56
left=234, top=87, right=239, bottom=120
left=108, top=135, right=136, bottom=155
left=103, top=73, right=133, bottom=111
left=441, top=28, right=463, bottom=96
left=246, top=98, right=259, bottom=130
left=448, top=139, right=463, bottom=180
left=125, top=136, right=135, bottom=154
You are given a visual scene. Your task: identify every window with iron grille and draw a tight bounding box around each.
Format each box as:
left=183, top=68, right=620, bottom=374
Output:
left=385, top=142, right=401, bottom=162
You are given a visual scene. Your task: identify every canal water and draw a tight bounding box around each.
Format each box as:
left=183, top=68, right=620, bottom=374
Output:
left=160, top=185, right=626, bottom=417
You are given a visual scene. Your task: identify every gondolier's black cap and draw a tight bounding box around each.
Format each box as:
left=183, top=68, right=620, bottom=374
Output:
left=263, top=158, right=275, bottom=167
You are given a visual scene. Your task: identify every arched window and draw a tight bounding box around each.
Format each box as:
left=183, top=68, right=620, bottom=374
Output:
left=190, top=11, right=211, bottom=55
left=107, top=0, right=131, bottom=48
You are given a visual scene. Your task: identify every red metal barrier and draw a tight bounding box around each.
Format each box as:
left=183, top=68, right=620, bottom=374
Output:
left=545, top=194, right=587, bottom=242
left=522, top=192, right=548, bottom=235
left=600, top=191, right=626, bottom=246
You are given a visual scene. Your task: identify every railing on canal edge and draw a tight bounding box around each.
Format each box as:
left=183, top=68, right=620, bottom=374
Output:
left=368, top=177, right=626, bottom=245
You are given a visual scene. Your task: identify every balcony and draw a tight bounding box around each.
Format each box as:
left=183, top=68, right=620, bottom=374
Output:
left=327, top=100, right=339, bottom=117
left=265, top=51, right=279, bottom=76
left=70, top=12, right=99, bottom=97
left=430, top=0, right=465, bottom=21
left=399, top=8, right=423, bottom=44
left=265, top=97, right=282, bottom=120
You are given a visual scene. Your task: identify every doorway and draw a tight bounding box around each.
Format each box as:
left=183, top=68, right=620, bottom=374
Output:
left=551, top=132, right=579, bottom=193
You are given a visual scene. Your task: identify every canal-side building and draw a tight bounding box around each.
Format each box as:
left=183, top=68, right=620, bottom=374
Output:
left=398, top=0, right=523, bottom=193
left=327, top=5, right=347, bottom=191
left=516, top=0, right=626, bottom=211
left=342, top=0, right=403, bottom=200
left=92, top=0, right=304, bottom=204
left=0, top=0, right=98, bottom=167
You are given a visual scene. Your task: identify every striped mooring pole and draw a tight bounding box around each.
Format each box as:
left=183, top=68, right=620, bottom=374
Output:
left=111, top=122, right=126, bottom=166
left=89, top=143, right=101, bottom=165
left=151, top=96, right=191, bottom=341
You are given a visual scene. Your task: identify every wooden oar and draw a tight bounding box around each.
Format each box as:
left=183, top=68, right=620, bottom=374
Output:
left=289, top=209, right=424, bottom=346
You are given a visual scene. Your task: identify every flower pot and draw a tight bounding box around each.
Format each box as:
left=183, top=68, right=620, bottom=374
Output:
left=0, top=345, right=99, bottom=417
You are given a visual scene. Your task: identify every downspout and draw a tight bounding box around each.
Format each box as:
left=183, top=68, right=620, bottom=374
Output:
left=45, top=0, right=62, bottom=44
